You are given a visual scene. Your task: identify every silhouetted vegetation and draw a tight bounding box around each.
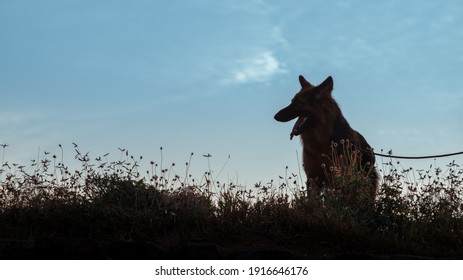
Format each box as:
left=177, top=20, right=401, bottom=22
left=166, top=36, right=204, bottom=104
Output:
left=1, top=144, right=463, bottom=259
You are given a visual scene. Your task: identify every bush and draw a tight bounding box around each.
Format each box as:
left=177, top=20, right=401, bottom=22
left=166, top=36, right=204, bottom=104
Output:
left=1, top=144, right=463, bottom=257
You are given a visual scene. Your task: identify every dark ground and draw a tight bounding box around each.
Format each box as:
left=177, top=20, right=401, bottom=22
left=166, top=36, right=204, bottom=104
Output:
left=0, top=237, right=451, bottom=260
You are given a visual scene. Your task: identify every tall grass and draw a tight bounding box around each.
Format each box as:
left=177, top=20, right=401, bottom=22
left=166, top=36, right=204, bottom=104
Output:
left=0, top=143, right=463, bottom=257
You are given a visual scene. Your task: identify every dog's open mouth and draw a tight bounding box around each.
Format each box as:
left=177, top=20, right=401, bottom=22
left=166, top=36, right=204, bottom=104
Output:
left=290, top=116, right=309, bottom=140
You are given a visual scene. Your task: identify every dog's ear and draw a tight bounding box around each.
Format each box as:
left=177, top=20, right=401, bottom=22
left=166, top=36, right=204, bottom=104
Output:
left=299, top=75, right=313, bottom=88
left=315, top=76, right=333, bottom=98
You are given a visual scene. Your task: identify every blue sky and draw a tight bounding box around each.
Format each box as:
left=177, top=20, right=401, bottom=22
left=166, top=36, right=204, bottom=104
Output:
left=1, top=0, right=463, bottom=185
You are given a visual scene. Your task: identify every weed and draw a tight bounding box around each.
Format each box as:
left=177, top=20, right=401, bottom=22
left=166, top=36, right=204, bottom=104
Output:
left=1, top=143, right=463, bottom=257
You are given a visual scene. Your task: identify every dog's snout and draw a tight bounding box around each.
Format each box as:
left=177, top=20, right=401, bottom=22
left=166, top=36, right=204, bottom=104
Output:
left=274, top=111, right=283, bottom=122
left=274, top=109, right=288, bottom=122
left=274, top=104, right=298, bottom=123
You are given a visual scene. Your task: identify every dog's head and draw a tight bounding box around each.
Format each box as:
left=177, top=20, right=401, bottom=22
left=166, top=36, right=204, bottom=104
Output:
left=274, top=75, right=334, bottom=140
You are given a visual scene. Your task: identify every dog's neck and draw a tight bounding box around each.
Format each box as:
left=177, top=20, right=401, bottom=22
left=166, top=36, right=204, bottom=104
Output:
left=330, top=113, right=353, bottom=143
left=300, top=103, right=351, bottom=147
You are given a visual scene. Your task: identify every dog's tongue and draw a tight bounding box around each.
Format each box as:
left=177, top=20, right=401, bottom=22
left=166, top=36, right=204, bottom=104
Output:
left=290, top=116, right=307, bottom=140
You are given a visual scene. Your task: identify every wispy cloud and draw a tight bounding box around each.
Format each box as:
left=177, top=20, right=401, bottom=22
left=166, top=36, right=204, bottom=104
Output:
left=224, top=51, right=286, bottom=84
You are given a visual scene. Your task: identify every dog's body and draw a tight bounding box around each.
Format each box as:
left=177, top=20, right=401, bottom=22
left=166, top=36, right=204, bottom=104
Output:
left=274, top=75, right=378, bottom=194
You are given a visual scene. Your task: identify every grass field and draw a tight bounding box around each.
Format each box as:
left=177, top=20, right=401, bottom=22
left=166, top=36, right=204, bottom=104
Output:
left=1, top=144, right=463, bottom=259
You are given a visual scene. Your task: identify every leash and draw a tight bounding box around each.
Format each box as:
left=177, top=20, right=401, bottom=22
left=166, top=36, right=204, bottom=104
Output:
left=373, top=150, right=463, bottom=160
